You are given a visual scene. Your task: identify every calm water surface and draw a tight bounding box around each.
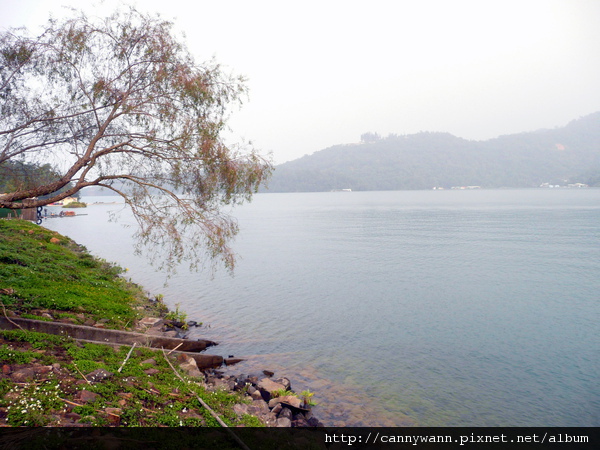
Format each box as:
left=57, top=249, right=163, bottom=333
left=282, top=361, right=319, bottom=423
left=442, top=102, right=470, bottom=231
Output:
left=44, top=189, right=600, bottom=427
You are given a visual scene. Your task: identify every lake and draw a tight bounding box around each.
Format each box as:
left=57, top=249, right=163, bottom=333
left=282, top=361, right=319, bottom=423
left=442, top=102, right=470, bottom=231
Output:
left=43, top=188, right=600, bottom=427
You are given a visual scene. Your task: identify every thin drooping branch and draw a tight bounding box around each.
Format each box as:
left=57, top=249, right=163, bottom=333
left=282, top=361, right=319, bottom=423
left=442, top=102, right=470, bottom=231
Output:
left=0, top=7, right=272, bottom=275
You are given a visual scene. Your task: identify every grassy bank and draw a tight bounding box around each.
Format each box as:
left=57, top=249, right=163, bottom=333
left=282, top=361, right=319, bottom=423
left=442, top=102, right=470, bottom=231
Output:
left=0, top=219, right=263, bottom=430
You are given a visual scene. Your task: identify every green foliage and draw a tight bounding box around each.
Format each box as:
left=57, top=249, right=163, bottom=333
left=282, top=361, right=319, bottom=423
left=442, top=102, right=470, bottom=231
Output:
left=3, top=381, right=64, bottom=426
left=300, top=389, right=317, bottom=406
left=62, top=202, right=87, bottom=208
left=271, top=388, right=296, bottom=398
left=240, top=414, right=265, bottom=427
left=0, top=329, right=71, bottom=349
left=0, top=344, right=43, bottom=364
left=165, top=302, right=188, bottom=328
left=0, top=220, right=139, bottom=328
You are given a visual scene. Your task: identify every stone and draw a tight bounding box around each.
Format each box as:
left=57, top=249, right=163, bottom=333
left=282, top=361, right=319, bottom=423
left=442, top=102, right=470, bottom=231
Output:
left=250, top=390, right=264, bottom=401
left=50, top=237, right=61, bottom=244
left=276, top=417, right=291, bottom=427
left=105, top=408, right=122, bottom=426
left=41, top=313, right=54, bottom=320
left=249, top=399, right=270, bottom=414
left=263, top=370, right=274, bottom=377
left=2, top=365, right=11, bottom=375
left=86, top=368, right=113, bottom=383
left=140, top=358, right=157, bottom=366
left=278, top=395, right=303, bottom=409
left=177, top=355, right=202, bottom=378
left=307, top=417, right=322, bottom=427
left=11, top=368, right=35, bottom=382
left=233, top=404, right=249, bottom=416
left=279, top=407, right=293, bottom=419
left=257, top=378, right=285, bottom=394
left=293, top=418, right=309, bottom=427
left=271, top=403, right=283, bottom=415
left=144, top=368, right=160, bottom=375
left=275, top=377, right=291, bottom=391
left=138, top=317, right=163, bottom=327
left=33, top=365, right=53, bottom=375
left=77, top=389, right=99, bottom=403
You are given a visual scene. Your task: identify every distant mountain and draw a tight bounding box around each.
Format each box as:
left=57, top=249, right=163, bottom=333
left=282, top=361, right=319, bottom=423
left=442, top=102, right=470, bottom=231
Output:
left=265, top=112, right=600, bottom=192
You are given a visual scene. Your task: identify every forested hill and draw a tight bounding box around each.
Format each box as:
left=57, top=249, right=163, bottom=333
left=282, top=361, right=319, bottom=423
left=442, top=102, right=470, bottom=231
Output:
left=265, top=112, right=600, bottom=192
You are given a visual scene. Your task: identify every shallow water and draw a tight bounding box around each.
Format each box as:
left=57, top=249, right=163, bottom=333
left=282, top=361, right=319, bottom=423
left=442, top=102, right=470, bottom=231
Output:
left=44, top=189, right=600, bottom=426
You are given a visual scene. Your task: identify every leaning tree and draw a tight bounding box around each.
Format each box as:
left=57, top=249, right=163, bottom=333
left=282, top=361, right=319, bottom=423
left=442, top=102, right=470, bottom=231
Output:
left=0, top=8, right=272, bottom=272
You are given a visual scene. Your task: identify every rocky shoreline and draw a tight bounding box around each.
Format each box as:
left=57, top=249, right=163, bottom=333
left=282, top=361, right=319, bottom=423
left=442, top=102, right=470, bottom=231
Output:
left=141, top=316, right=325, bottom=428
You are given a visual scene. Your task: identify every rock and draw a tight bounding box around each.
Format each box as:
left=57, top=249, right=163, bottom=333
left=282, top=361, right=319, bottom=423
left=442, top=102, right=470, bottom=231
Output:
left=233, top=404, right=249, bottom=416
left=263, top=370, right=274, bottom=377
left=249, top=399, right=270, bottom=415
left=105, top=408, right=122, bottom=426
left=140, top=358, right=157, bottom=366
left=271, top=403, right=283, bottom=415
left=33, top=365, right=53, bottom=375
left=2, top=365, right=11, bottom=375
left=307, top=417, right=322, bottom=427
left=276, top=417, right=292, bottom=427
left=275, top=377, right=291, bottom=390
left=250, top=390, right=263, bottom=401
left=77, top=390, right=99, bottom=403
left=50, top=237, right=61, bottom=244
left=83, top=319, right=95, bottom=326
left=279, top=407, right=293, bottom=420
left=41, top=313, right=54, bottom=320
left=177, top=354, right=202, bottom=378
left=293, top=418, right=310, bottom=427
left=144, top=368, right=160, bottom=375
left=86, top=368, right=113, bottom=383
left=11, top=368, right=35, bottom=382
left=278, top=395, right=303, bottom=409
left=257, top=378, right=285, bottom=394
left=138, top=317, right=163, bottom=328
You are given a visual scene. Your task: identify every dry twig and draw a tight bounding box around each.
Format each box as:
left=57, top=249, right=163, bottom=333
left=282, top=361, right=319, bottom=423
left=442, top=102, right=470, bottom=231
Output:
left=0, top=301, right=24, bottom=330
left=72, top=363, right=91, bottom=385
left=118, top=342, right=137, bottom=373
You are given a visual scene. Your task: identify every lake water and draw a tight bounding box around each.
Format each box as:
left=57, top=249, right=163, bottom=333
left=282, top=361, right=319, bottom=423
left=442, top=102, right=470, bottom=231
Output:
left=43, top=189, right=600, bottom=427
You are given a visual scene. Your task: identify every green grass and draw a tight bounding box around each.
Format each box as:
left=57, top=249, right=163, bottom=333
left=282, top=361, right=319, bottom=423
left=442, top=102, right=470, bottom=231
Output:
left=0, top=219, right=140, bottom=328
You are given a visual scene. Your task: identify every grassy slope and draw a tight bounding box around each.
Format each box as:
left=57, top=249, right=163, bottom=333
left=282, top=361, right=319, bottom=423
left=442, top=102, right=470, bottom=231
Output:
left=0, top=219, right=265, bottom=432
left=0, top=219, right=142, bottom=328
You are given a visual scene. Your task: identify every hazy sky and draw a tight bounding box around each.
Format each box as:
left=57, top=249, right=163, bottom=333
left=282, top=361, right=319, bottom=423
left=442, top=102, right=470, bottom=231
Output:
left=2, top=0, right=599, bottom=163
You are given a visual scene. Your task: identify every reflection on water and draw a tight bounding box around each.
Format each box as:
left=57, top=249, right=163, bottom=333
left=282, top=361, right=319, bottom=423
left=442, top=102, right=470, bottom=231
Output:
left=44, top=189, right=600, bottom=426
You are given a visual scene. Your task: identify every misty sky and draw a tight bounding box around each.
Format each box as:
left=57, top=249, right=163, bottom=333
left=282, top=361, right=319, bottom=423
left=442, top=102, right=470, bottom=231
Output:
left=2, top=0, right=599, bottom=164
